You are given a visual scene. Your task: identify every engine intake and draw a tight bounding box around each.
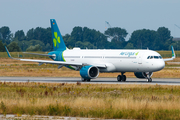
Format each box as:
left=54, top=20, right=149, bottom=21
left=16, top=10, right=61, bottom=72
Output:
left=80, top=65, right=99, bottom=79
left=134, top=72, right=153, bottom=79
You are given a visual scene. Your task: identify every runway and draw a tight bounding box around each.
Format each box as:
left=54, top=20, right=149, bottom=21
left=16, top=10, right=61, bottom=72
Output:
left=0, top=77, right=180, bottom=85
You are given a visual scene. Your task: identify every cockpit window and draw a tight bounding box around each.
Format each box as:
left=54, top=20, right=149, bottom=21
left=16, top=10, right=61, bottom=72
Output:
left=154, top=56, right=159, bottom=59
left=150, top=56, right=154, bottom=59
left=147, top=56, right=163, bottom=59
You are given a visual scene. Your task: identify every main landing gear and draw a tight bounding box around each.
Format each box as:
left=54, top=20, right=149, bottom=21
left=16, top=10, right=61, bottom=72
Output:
left=117, top=72, right=126, bottom=82
left=81, top=78, right=91, bottom=82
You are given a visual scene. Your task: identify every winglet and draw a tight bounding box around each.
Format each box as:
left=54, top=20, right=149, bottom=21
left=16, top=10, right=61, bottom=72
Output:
left=5, top=46, right=12, bottom=59
left=5, top=46, right=19, bottom=60
left=163, top=46, right=176, bottom=61
left=171, top=46, right=175, bottom=59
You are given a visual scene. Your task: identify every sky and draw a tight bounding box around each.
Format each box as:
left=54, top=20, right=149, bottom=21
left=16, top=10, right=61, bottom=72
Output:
left=1, top=0, right=180, bottom=39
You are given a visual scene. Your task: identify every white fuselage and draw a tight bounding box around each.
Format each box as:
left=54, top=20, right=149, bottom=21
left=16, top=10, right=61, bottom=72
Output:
left=62, top=48, right=165, bottom=73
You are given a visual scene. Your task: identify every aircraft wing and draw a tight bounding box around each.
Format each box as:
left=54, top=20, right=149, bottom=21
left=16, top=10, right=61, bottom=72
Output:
left=5, top=46, right=106, bottom=68
left=163, top=46, right=176, bottom=61
left=19, top=59, right=83, bottom=66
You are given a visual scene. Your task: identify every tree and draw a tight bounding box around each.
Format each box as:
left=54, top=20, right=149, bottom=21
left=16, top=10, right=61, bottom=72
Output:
left=28, top=39, right=45, bottom=51
left=157, top=27, right=172, bottom=50
left=128, top=29, right=158, bottom=49
left=26, top=44, right=42, bottom=51
left=104, top=27, right=128, bottom=49
left=26, top=27, right=52, bottom=51
left=26, top=28, right=34, bottom=41
left=82, top=27, right=108, bottom=49
left=0, top=26, right=11, bottom=40
left=14, top=30, right=25, bottom=41
left=71, top=26, right=83, bottom=42
left=44, top=43, right=51, bottom=51
left=63, top=34, right=72, bottom=48
left=7, top=41, right=21, bottom=52
left=124, top=43, right=134, bottom=49
left=75, top=41, right=94, bottom=49
left=0, top=40, right=5, bottom=52
left=104, top=27, right=128, bottom=42
left=0, top=26, right=12, bottom=44
left=68, top=26, right=106, bottom=49
left=44, top=27, right=52, bottom=50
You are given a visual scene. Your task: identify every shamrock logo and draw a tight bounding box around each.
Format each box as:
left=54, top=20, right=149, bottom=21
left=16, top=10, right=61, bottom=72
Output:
left=53, top=32, right=60, bottom=48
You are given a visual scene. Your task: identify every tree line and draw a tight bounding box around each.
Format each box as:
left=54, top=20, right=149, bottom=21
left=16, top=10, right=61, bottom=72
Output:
left=0, top=25, right=178, bottom=52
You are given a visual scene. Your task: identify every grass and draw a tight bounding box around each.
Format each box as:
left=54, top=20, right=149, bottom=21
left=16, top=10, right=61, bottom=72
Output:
left=0, top=82, right=180, bottom=119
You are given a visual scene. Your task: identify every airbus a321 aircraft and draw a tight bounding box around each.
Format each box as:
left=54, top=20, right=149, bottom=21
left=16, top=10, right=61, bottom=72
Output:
left=5, top=19, right=176, bottom=82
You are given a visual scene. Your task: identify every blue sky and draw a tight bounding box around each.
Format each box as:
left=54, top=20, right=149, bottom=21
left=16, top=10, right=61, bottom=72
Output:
left=1, top=0, right=180, bottom=39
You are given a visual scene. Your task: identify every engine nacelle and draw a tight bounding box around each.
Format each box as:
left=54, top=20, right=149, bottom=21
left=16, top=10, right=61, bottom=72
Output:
left=134, top=72, right=153, bottom=79
left=80, top=65, right=99, bottom=79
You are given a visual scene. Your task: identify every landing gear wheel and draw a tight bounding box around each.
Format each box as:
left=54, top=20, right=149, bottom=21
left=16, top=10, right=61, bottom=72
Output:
left=122, top=75, right=126, bottom=82
left=82, top=78, right=86, bottom=82
left=117, top=75, right=122, bottom=81
left=81, top=78, right=91, bottom=82
left=147, top=78, right=152, bottom=82
left=86, top=79, right=91, bottom=82
left=117, top=73, right=126, bottom=82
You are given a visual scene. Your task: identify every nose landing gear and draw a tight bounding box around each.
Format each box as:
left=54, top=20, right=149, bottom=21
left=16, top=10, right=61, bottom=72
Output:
left=117, top=72, right=126, bottom=82
left=147, top=78, right=152, bottom=82
left=144, top=72, right=152, bottom=82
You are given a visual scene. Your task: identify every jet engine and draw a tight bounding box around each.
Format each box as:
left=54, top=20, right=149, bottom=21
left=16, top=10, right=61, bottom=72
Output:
left=134, top=72, right=153, bottom=79
left=80, top=65, right=99, bottom=79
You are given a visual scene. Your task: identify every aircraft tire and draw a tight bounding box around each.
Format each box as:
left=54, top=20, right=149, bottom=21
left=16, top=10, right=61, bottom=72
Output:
left=122, top=75, right=126, bottom=82
left=81, top=78, right=86, bottom=82
left=147, top=78, right=152, bottom=82
left=117, top=75, right=122, bottom=81
left=86, top=79, right=91, bottom=82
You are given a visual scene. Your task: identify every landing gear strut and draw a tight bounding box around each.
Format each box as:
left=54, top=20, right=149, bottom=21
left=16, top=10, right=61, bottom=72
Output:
left=117, top=72, right=126, bottom=82
left=145, top=72, right=152, bottom=82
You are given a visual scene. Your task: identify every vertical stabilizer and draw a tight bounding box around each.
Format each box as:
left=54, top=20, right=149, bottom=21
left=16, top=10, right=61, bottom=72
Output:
left=50, top=19, right=66, bottom=51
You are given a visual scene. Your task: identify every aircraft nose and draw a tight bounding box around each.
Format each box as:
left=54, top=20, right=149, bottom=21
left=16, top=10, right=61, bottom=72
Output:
left=156, top=60, right=165, bottom=71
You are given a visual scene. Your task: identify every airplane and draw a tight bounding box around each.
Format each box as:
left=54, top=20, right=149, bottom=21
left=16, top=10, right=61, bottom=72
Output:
left=5, top=19, right=176, bottom=82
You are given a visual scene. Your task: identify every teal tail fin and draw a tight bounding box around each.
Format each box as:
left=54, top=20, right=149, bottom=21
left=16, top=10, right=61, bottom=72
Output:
left=50, top=19, right=66, bottom=51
